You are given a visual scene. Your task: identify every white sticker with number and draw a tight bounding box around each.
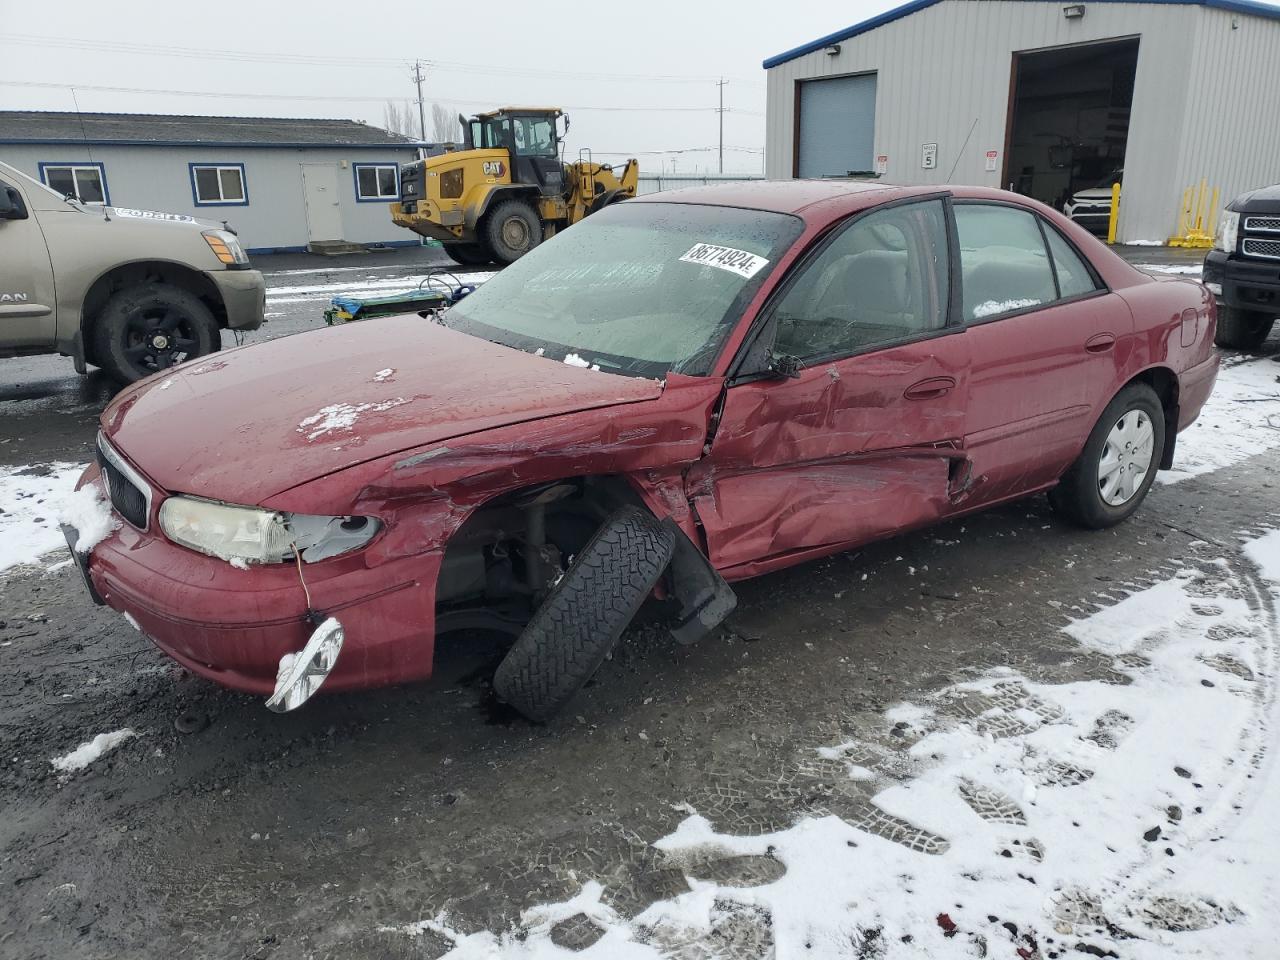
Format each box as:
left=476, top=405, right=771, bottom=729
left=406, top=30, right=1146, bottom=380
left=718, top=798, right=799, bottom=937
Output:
left=679, top=242, right=769, bottom=279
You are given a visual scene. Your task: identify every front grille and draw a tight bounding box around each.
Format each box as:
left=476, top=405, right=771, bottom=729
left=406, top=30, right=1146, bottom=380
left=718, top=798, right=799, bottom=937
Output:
left=1242, top=237, right=1280, bottom=261
left=96, top=435, right=150, bottom=530
left=1244, top=216, right=1280, bottom=234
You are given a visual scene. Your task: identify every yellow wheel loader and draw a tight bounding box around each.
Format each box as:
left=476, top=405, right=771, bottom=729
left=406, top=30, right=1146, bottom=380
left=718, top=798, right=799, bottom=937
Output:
left=390, top=107, right=638, bottom=266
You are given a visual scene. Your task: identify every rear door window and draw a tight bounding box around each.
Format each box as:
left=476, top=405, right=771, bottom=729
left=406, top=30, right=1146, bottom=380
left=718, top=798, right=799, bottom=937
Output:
left=954, top=204, right=1057, bottom=320
left=1043, top=225, right=1101, bottom=298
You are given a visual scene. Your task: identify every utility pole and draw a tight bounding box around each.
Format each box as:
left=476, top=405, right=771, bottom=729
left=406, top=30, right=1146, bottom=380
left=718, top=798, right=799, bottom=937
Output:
left=716, top=77, right=728, bottom=174
left=411, top=60, right=427, bottom=143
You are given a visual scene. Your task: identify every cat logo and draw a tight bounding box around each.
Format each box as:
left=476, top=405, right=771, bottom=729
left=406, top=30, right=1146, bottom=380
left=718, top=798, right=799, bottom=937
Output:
left=0, top=292, right=30, bottom=303
left=482, top=161, right=507, bottom=178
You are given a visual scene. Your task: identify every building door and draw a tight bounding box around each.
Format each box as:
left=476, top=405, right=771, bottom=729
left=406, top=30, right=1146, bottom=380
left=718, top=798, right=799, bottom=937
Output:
left=301, top=163, right=344, bottom=243
left=796, top=73, right=877, bottom=178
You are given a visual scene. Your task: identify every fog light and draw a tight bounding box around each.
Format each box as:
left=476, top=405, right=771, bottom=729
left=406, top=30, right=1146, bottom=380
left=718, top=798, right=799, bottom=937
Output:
left=1205, top=282, right=1223, bottom=296
left=265, top=617, right=344, bottom=713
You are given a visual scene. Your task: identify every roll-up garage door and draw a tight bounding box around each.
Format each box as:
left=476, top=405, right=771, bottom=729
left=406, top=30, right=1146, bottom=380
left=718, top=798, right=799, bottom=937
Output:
left=797, top=74, right=877, bottom=178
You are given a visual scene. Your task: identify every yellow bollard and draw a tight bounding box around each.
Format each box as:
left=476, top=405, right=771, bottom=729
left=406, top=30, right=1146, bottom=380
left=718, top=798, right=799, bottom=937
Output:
left=1107, top=182, right=1121, bottom=245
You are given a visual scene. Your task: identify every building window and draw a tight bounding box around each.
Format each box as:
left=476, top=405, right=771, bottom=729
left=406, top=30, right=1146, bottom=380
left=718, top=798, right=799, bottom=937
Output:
left=39, top=162, right=108, bottom=204
left=353, top=163, right=400, bottom=201
left=190, top=163, right=248, bottom=206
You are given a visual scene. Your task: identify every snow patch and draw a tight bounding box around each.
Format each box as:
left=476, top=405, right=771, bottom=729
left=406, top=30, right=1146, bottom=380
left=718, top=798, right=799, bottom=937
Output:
left=372, top=368, right=395, bottom=383
left=0, top=463, right=87, bottom=573
left=1160, top=357, right=1280, bottom=484
left=58, top=479, right=120, bottom=553
left=383, top=531, right=1280, bottom=957
left=297, top=398, right=410, bottom=441
left=1134, top=263, right=1204, bottom=276
left=972, top=297, right=1040, bottom=317
left=563, top=352, right=591, bottom=368
left=51, top=729, right=136, bottom=772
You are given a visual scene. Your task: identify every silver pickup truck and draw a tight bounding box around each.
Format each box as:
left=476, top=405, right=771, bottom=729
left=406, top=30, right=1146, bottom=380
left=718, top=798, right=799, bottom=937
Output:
left=0, top=159, right=265, bottom=383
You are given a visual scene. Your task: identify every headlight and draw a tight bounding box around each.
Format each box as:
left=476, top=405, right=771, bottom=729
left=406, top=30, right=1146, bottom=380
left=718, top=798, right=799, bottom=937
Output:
left=203, top=229, right=249, bottom=266
left=1215, top=211, right=1240, bottom=253
left=158, top=496, right=380, bottom=564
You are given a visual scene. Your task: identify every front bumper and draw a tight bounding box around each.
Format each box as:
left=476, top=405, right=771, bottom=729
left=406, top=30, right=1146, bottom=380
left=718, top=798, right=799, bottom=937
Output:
left=209, top=268, right=266, bottom=331
left=1202, top=250, right=1280, bottom=315
left=70, top=464, right=441, bottom=696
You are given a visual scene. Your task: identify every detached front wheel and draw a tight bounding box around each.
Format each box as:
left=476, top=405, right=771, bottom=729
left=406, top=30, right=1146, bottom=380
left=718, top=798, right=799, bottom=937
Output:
left=93, top=282, right=220, bottom=384
left=492, top=506, right=675, bottom=721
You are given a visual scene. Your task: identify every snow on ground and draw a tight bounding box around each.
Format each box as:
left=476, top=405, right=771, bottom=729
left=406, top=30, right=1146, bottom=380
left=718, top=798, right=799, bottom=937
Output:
left=50, top=728, right=137, bottom=773
left=1159, top=355, right=1280, bottom=484
left=0, top=463, right=86, bottom=573
left=265, top=269, right=496, bottom=306
left=387, top=530, right=1280, bottom=958
left=1133, top=263, right=1204, bottom=276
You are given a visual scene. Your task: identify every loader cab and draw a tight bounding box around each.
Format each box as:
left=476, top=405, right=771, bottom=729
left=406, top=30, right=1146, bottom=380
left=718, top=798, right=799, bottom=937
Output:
left=467, top=108, right=568, bottom=198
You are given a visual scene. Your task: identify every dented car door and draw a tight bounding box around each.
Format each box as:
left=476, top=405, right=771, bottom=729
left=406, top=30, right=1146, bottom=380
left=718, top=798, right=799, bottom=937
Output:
left=689, top=198, right=969, bottom=578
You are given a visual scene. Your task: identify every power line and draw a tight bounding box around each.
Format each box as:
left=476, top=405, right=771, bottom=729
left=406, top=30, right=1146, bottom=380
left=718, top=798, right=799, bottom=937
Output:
left=0, top=79, right=763, bottom=115
left=6, top=33, right=764, bottom=86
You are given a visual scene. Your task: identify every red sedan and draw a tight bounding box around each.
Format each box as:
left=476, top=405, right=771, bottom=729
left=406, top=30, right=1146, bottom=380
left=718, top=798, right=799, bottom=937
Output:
left=68, top=182, right=1219, bottom=719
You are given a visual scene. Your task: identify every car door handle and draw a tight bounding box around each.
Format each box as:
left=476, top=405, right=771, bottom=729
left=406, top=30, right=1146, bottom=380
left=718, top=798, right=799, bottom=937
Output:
left=904, top=376, right=956, bottom=400
left=1085, top=333, right=1116, bottom=353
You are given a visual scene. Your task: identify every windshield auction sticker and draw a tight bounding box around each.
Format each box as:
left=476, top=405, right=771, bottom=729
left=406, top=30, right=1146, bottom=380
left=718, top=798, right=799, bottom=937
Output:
left=679, top=242, right=769, bottom=279
left=112, top=208, right=197, bottom=224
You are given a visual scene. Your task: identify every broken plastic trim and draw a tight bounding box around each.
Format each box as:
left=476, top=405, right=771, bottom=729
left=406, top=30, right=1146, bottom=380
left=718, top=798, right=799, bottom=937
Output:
left=265, top=617, right=345, bottom=713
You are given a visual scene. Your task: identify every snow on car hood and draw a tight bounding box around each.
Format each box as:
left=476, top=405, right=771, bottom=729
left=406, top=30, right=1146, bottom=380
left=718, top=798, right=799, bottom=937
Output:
left=101, top=317, right=663, bottom=504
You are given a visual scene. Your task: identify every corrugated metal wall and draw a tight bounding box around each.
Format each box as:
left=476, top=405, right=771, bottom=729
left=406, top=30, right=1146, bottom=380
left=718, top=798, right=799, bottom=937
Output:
left=1174, top=6, right=1280, bottom=219
left=763, top=0, right=1275, bottom=241
left=0, top=144, right=419, bottom=251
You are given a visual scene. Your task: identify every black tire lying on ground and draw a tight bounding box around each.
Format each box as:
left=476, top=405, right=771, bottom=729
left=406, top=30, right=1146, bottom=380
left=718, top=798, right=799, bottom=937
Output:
left=1049, top=382, right=1165, bottom=530
left=1214, top=304, right=1275, bottom=350
left=492, top=505, right=676, bottom=721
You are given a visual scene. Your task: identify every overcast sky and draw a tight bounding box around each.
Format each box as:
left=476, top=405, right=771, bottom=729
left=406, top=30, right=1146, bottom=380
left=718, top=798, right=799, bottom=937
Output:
left=2, top=0, right=897, bottom=175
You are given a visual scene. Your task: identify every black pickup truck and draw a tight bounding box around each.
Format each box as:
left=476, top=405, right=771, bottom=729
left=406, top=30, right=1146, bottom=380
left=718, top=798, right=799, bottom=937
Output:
left=1204, top=184, right=1280, bottom=349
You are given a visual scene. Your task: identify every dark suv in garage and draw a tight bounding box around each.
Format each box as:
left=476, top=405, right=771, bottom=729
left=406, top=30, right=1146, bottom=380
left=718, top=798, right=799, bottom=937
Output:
left=1203, top=184, right=1280, bottom=349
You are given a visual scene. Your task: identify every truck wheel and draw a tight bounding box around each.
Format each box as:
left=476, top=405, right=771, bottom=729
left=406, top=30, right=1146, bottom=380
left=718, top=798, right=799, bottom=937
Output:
left=1214, top=304, right=1275, bottom=350
left=442, top=243, right=493, bottom=267
left=484, top=200, right=541, bottom=265
left=1049, top=382, right=1165, bottom=530
left=93, top=283, right=220, bottom=384
left=492, top=506, right=675, bottom=721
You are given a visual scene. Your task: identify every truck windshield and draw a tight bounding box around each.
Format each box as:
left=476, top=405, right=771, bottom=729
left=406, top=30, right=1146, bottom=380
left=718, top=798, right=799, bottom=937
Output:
left=443, top=202, right=804, bottom=379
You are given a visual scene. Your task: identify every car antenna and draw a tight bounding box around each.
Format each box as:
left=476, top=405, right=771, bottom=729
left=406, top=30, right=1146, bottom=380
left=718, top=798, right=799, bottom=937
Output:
left=70, top=86, right=110, bottom=222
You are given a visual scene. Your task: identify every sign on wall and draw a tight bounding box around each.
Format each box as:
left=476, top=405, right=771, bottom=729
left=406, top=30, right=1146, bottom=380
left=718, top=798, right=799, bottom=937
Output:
left=875, top=155, right=888, bottom=175
left=921, top=143, right=938, bottom=170
left=985, top=150, right=999, bottom=172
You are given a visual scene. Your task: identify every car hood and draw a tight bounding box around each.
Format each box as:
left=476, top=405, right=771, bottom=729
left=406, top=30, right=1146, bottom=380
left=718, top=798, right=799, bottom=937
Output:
left=1070, top=187, right=1114, bottom=203
left=102, top=317, right=664, bottom=504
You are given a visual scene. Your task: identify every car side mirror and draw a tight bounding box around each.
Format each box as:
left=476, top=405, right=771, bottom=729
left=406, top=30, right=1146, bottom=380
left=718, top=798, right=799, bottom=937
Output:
left=0, top=187, right=26, bottom=221
left=766, top=353, right=803, bottom=379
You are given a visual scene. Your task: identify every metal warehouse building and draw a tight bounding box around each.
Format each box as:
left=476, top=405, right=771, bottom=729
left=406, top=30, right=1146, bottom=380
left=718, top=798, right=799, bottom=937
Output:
left=0, top=112, right=421, bottom=254
left=764, top=0, right=1280, bottom=242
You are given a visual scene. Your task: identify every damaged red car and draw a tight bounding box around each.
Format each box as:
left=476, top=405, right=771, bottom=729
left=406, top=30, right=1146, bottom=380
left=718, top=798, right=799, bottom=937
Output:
left=67, top=182, right=1219, bottom=719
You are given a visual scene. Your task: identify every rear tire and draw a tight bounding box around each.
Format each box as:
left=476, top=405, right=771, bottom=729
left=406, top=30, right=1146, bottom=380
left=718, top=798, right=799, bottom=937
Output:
left=92, top=282, right=220, bottom=384
left=1214, top=304, right=1275, bottom=350
left=492, top=506, right=675, bottom=721
left=1049, top=383, right=1165, bottom=529
left=484, top=200, right=541, bottom=265
left=442, top=243, right=492, bottom=267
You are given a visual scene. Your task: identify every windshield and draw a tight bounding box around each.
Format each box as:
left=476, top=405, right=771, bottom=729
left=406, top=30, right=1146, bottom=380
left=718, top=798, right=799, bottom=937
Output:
left=1086, top=170, right=1123, bottom=191
left=477, top=116, right=557, bottom=157
left=444, top=202, right=804, bottom=378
